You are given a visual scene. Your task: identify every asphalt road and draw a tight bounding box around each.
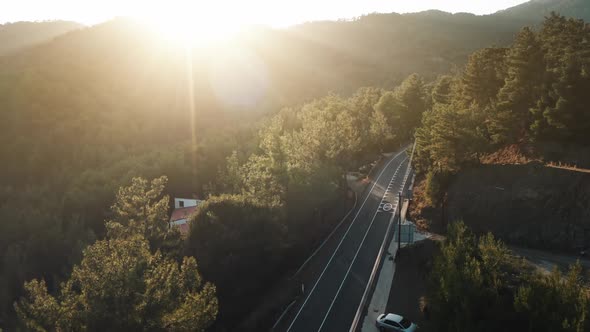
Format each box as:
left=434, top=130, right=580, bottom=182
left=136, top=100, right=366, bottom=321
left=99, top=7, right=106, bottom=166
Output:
left=281, top=149, right=410, bottom=332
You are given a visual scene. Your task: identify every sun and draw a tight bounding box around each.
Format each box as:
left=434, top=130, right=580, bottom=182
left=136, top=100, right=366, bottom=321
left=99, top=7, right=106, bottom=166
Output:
left=138, top=1, right=244, bottom=46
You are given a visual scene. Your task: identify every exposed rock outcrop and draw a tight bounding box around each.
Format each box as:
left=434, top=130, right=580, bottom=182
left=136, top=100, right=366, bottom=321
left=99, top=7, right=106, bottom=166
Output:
left=447, top=163, right=590, bottom=252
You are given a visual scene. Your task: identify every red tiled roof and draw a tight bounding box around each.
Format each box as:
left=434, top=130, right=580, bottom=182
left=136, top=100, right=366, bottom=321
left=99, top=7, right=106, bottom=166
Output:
left=169, top=206, right=198, bottom=222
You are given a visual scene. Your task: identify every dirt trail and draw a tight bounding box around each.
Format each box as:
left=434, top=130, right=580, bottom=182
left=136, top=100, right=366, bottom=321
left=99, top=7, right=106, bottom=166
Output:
left=509, top=245, right=590, bottom=274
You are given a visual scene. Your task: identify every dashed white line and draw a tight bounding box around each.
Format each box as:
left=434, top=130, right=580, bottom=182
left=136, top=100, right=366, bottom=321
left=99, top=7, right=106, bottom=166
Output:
left=317, top=157, right=409, bottom=332
left=285, top=150, right=408, bottom=332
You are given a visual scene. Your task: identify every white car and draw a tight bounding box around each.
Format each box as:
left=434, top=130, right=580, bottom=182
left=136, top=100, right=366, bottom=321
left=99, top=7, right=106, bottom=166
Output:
left=375, top=313, right=417, bottom=332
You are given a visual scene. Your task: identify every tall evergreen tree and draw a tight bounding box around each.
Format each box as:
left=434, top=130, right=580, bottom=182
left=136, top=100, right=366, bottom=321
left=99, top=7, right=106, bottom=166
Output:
left=460, top=47, right=508, bottom=109
left=15, top=178, right=218, bottom=331
left=105, top=176, right=183, bottom=257
left=431, top=75, right=455, bottom=105
left=415, top=104, right=466, bottom=172
left=491, top=27, right=545, bottom=144
left=16, top=236, right=218, bottom=332
left=369, top=109, right=394, bottom=152
left=531, top=13, right=590, bottom=143
left=378, top=73, right=429, bottom=142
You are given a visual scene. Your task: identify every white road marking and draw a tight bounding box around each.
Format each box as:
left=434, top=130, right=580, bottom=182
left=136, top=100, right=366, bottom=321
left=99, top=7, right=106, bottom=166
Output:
left=285, top=150, right=408, bottom=332
left=291, top=191, right=359, bottom=278
left=382, top=203, right=393, bottom=211
left=317, top=157, right=409, bottom=332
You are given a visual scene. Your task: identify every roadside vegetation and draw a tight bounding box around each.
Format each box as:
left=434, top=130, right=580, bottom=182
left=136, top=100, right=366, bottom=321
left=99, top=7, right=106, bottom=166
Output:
left=15, top=177, right=218, bottom=331
left=413, top=13, right=590, bottom=219
left=0, top=65, right=427, bottom=328
left=409, top=13, right=590, bottom=332
left=2, top=4, right=590, bottom=331
left=174, top=80, right=428, bottom=327
left=428, top=222, right=589, bottom=332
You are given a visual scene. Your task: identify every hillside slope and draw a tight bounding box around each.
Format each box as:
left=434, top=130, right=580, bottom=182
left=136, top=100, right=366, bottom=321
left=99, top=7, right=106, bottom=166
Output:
left=0, top=13, right=532, bottom=193
left=0, top=21, right=83, bottom=55
left=445, top=144, right=590, bottom=253
left=497, top=0, right=590, bottom=21
left=447, top=163, right=590, bottom=252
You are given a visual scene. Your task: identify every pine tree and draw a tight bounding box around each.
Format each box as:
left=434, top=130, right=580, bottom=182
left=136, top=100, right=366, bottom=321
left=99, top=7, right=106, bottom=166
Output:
left=491, top=27, right=545, bottom=144
left=105, top=176, right=183, bottom=257
left=531, top=13, right=590, bottom=144
left=460, top=47, right=508, bottom=109
left=16, top=236, right=218, bottom=331
left=15, top=178, right=218, bottom=331
left=369, top=109, right=393, bottom=152
left=218, top=150, right=243, bottom=194
left=378, top=74, right=429, bottom=142
left=431, top=75, right=455, bottom=105
left=374, top=90, right=400, bottom=124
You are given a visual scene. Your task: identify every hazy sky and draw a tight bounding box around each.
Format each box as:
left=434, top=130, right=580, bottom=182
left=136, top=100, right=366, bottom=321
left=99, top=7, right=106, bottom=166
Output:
left=1, top=0, right=529, bottom=26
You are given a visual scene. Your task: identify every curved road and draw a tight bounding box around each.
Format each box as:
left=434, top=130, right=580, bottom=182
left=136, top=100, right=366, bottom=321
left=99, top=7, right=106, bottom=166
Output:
left=278, top=148, right=410, bottom=332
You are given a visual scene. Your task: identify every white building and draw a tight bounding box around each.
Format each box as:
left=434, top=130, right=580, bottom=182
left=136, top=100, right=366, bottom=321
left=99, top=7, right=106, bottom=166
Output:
left=174, top=198, right=200, bottom=209
left=169, top=198, right=203, bottom=234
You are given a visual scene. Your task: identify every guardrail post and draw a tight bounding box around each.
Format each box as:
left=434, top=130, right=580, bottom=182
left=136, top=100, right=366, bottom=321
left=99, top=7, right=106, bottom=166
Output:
left=398, top=192, right=402, bottom=252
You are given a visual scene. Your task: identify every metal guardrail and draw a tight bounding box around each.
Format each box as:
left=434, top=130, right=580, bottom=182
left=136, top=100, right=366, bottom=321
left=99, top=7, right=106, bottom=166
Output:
left=349, top=209, right=400, bottom=332
left=349, top=141, right=416, bottom=332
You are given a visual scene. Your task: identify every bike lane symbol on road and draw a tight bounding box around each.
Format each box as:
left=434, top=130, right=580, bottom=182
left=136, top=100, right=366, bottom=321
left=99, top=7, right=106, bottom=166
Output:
left=382, top=203, right=393, bottom=212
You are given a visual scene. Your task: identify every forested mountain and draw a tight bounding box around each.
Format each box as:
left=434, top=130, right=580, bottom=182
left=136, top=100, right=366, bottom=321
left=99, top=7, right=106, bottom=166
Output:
left=414, top=12, right=590, bottom=178
left=0, top=21, right=82, bottom=55
left=2, top=1, right=590, bottom=329
left=411, top=11, right=590, bottom=331
left=497, top=0, right=590, bottom=22
left=274, top=11, right=521, bottom=95
left=0, top=17, right=431, bottom=328
left=0, top=12, right=530, bottom=189
left=0, top=12, right=529, bottom=195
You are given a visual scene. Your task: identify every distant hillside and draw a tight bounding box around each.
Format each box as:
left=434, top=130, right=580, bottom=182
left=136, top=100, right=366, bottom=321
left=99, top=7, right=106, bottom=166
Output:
left=0, top=14, right=527, bottom=159
left=0, top=7, right=588, bottom=329
left=0, top=20, right=83, bottom=55
left=0, top=5, right=587, bottom=194
left=496, top=0, right=590, bottom=22
left=281, top=11, right=522, bottom=94
left=0, top=12, right=572, bottom=189
left=1, top=7, right=587, bottom=182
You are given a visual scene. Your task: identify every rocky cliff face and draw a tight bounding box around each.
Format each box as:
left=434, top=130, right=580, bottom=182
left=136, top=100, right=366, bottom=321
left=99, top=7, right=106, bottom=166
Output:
left=447, top=163, right=590, bottom=252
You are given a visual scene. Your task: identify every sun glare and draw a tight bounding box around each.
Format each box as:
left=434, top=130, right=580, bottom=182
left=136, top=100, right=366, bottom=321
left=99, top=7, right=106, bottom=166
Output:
left=139, top=1, right=244, bottom=45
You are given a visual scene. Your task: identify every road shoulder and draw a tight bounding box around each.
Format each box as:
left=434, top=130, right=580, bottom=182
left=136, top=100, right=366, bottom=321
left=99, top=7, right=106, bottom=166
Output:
left=385, top=239, right=438, bottom=331
left=360, top=227, right=400, bottom=332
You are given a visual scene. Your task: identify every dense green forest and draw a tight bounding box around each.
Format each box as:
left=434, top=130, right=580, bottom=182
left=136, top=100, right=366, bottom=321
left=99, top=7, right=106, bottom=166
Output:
left=412, top=13, right=590, bottom=332
left=0, top=17, right=429, bottom=326
left=414, top=13, right=590, bottom=201
left=15, top=177, right=218, bottom=331
left=1, top=5, right=517, bottom=327
left=184, top=78, right=428, bottom=324
left=2, top=1, right=590, bottom=329
left=428, top=222, right=589, bottom=332
left=1, top=78, right=428, bottom=329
